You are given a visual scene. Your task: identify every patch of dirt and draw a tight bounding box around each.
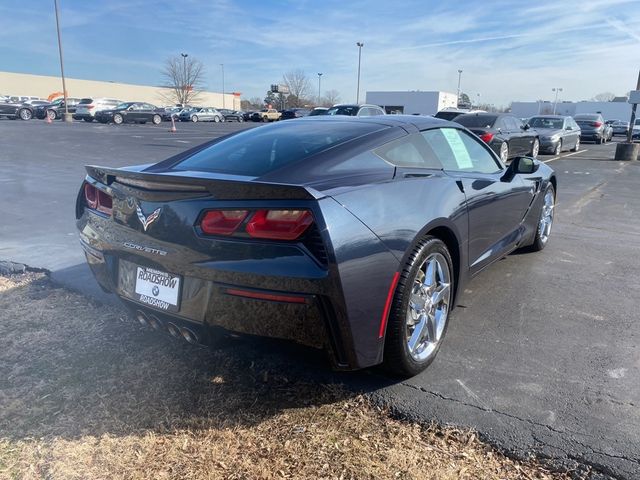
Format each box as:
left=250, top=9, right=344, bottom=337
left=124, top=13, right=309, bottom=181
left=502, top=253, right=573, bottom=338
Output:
left=0, top=273, right=576, bottom=479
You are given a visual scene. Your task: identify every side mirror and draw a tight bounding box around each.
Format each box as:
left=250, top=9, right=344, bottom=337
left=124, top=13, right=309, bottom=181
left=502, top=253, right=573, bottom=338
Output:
left=501, top=156, right=538, bottom=181
left=522, top=124, right=530, bottom=130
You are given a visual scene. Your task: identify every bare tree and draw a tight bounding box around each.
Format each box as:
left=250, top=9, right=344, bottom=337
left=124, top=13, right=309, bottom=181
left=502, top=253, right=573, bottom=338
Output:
left=282, top=70, right=311, bottom=107
left=241, top=97, right=264, bottom=110
left=321, top=89, right=341, bottom=107
left=591, top=92, right=615, bottom=102
left=160, top=55, right=206, bottom=106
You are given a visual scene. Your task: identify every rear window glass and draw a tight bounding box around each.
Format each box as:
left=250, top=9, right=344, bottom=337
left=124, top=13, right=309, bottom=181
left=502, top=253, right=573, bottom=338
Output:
left=326, top=106, right=359, bottom=116
left=454, top=115, right=497, bottom=128
left=79, top=98, right=93, bottom=104
left=574, top=115, right=599, bottom=121
left=434, top=111, right=462, bottom=121
left=171, top=121, right=385, bottom=176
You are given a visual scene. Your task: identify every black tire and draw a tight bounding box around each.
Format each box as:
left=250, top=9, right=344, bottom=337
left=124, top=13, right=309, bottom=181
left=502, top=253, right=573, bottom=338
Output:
left=113, top=114, right=123, bottom=125
left=553, top=140, right=562, bottom=155
left=84, top=117, right=93, bottom=122
left=528, top=184, right=555, bottom=252
left=46, top=109, right=57, bottom=121
left=18, top=108, right=33, bottom=121
left=499, top=141, right=509, bottom=163
left=238, top=117, right=244, bottom=123
left=596, top=137, right=602, bottom=144
left=383, top=236, right=454, bottom=377
left=570, top=138, right=580, bottom=152
left=152, top=114, right=161, bottom=125
left=530, top=138, right=540, bottom=157
left=191, top=115, right=198, bottom=122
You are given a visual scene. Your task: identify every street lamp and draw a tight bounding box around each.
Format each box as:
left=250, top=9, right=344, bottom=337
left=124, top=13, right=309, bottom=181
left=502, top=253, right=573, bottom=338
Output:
left=180, top=53, right=188, bottom=106
left=220, top=63, right=225, bottom=109
left=53, top=0, right=71, bottom=122
left=552, top=87, right=563, bottom=114
left=317, top=72, right=323, bottom=105
left=456, top=69, right=463, bottom=106
left=356, top=42, right=364, bottom=103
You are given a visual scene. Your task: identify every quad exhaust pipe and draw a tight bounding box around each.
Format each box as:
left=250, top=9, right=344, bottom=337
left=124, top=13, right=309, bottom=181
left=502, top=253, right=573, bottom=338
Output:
left=133, top=310, right=200, bottom=345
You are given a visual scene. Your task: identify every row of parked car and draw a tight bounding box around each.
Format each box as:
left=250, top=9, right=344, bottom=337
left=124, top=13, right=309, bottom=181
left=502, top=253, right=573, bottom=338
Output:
left=432, top=108, right=640, bottom=162
left=0, top=95, right=249, bottom=125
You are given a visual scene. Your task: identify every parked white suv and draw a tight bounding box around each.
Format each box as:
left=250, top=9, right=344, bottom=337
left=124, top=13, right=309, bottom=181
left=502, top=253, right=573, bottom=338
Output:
left=74, top=98, right=122, bottom=122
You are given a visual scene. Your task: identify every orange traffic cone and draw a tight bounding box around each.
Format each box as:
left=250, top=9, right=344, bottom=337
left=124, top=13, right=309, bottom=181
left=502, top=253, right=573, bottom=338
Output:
left=169, top=116, right=177, bottom=133
left=46, top=112, right=52, bottom=124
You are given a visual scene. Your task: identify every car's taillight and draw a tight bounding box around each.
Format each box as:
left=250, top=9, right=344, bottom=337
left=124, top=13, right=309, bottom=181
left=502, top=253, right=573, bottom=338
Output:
left=199, top=209, right=314, bottom=240
left=246, top=210, right=313, bottom=240
left=87, top=105, right=95, bottom=109
left=201, top=210, right=248, bottom=235
left=479, top=132, right=494, bottom=143
left=84, top=183, right=112, bottom=216
left=592, top=121, right=603, bottom=128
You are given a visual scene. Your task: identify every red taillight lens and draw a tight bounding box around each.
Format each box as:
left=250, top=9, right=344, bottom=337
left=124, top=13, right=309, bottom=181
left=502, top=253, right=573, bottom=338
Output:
left=96, top=190, right=112, bottom=214
left=87, top=105, right=95, bottom=109
left=84, top=183, right=112, bottom=215
left=201, top=210, right=248, bottom=235
left=84, top=184, right=98, bottom=209
left=592, top=121, right=603, bottom=128
left=479, top=132, right=494, bottom=143
left=246, top=210, right=313, bottom=240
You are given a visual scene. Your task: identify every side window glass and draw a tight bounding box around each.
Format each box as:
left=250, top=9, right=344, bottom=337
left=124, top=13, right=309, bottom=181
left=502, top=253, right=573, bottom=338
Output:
left=374, top=134, right=442, bottom=169
left=511, top=117, right=523, bottom=130
left=421, top=128, right=502, bottom=174
left=358, top=108, right=371, bottom=117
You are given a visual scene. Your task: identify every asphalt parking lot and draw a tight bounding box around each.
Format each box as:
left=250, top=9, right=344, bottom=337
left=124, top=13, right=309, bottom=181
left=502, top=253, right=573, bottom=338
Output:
left=1, top=120, right=639, bottom=478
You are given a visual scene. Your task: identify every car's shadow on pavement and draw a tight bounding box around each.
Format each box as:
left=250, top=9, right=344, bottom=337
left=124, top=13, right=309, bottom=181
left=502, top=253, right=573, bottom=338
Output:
left=0, top=273, right=397, bottom=442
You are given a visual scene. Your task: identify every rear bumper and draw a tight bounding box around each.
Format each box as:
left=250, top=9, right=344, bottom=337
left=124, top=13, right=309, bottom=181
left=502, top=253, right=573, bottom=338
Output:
left=77, top=195, right=400, bottom=371
left=579, top=131, right=603, bottom=141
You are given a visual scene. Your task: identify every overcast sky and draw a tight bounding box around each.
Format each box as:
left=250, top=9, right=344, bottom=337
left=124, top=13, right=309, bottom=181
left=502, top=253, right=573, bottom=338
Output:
left=1, top=0, right=639, bottom=106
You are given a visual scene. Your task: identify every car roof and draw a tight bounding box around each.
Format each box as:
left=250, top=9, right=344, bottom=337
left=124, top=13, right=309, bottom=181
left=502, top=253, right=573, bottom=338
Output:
left=298, top=114, right=455, bottom=130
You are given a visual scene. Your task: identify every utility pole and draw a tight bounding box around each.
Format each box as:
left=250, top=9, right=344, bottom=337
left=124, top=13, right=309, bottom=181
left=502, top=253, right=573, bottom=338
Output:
left=552, top=87, right=563, bottom=114
left=220, top=63, right=225, bottom=109
left=54, top=0, right=71, bottom=122
left=626, top=70, right=640, bottom=143
left=180, top=53, right=188, bottom=105
left=356, top=42, right=364, bottom=104
left=456, top=69, right=463, bottom=106
left=317, top=72, right=323, bottom=106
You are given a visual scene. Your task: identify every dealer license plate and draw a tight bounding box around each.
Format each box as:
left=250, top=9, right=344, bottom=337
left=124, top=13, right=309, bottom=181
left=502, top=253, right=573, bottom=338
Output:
left=134, top=266, right=181, bottom=312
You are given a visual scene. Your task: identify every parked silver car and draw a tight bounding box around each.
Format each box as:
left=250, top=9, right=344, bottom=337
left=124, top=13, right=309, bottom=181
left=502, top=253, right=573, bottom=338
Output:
left=610, top=120, right=630, bottom=136
left=527, top=115, right=581, bottom=155
left=179, top=107, right=224, bottom=122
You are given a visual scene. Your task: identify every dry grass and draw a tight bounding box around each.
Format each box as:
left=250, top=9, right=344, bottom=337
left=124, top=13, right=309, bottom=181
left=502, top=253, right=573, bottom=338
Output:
left=0, top=273, right=572, bottom=480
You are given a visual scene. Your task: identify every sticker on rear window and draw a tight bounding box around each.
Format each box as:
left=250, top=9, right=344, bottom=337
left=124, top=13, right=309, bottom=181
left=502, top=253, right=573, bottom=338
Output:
left=441, top=129, right=473, bottom=169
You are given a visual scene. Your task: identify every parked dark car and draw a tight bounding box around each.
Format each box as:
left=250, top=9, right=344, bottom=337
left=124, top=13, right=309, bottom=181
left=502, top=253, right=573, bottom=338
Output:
left=434, top=108, right=485, bottom=121
left=526, top=115, right=581, bottom=155
left=453, top=113, right=539, bottom=161
left=281, top=108, right=311, bottom=120
left=610, top=120, right=629, bottom=136
left=0, top=100, right=34, bottom=120
left=94, top=102, right=164, bottom=125
left=76, top=115, right=556, bottom=377
left=161, top=107, right=182, bottom=121
left=34, top=97, right=82, bottom=120
left=219, top=109, right=245, bottom=122
left=573, top=113, right=609, bottom=144
left=326, top=104, right=385, bottom=116
left=309, top=107, right=328, bottom=116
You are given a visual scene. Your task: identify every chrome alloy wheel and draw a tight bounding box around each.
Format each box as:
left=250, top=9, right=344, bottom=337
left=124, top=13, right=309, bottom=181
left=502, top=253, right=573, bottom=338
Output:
left=538, top=189, right=555, bottom=245
left=405, top=253, right=451, bottom=362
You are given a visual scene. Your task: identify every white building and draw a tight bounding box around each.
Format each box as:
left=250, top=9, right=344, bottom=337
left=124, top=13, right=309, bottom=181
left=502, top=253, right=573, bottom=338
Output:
left=511, top=100, right=632, bottom=121
left=365, top=91, right=458, bottom=115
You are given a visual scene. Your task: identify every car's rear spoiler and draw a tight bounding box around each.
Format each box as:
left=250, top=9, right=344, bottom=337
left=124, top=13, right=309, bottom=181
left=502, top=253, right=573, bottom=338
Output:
left=85, top=165, right=323, bottom=200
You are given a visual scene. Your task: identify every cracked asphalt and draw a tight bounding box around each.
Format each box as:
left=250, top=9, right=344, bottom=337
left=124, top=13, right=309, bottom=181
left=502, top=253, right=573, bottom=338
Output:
left=1, top=119, right=638, bottom=478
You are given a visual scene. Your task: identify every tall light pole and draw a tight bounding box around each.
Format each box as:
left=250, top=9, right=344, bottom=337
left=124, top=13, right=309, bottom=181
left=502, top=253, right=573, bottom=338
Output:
left=220, top=63, right=225, bottom=109
left=180, top=53, right=188, bottom=106
left=317, top=72, right=323, bottom=105
left=552, top=87, right=563, bottom=114
left=456, top=69, right=463, bottom=106
left=53, top=0, right=71, bottom=122
left=356, top=42, right=364, bottom=104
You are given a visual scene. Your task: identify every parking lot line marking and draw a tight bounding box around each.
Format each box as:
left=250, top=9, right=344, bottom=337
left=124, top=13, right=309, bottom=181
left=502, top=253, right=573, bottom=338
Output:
left=175, top=140, right=190, bottom=143
left=543, top=149, right=588, bottom=163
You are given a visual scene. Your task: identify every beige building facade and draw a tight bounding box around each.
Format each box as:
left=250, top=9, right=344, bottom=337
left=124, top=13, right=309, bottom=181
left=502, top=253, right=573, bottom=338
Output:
left=0, top=71, right=241, bottom=109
